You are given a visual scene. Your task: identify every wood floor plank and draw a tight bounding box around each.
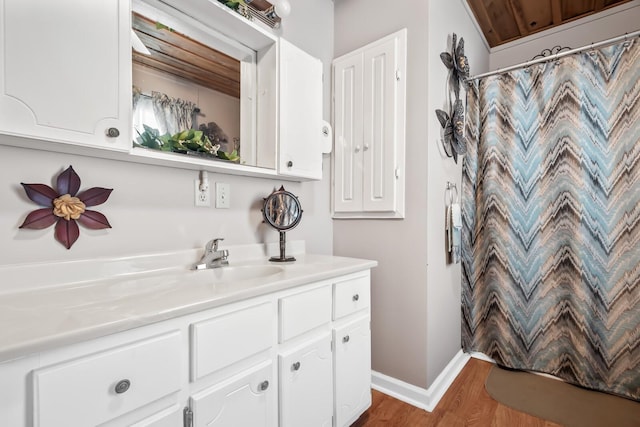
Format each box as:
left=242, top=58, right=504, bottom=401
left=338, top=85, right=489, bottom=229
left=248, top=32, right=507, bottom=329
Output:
left=353, top=358, right=560, bottom=426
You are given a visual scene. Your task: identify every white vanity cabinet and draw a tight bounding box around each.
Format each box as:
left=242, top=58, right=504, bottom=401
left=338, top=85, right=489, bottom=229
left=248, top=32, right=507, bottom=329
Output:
left=190, top=361, right=275, bottom=427
left=278, top=284, right=333, bottom=427
left=130, top=405, right=183, bottom=427
left=332, top=29, right=407, bottom=218
left=32, top=332, right=181, bottom=427
left=0, top=0, right=131, bottom=151
left=0, top=268, right=372, bottom=427
left=279, top=333, right=333, bottom=427
left=332, top=273, right=372, bottom=427
left=187, top=301, right=277, bottom=427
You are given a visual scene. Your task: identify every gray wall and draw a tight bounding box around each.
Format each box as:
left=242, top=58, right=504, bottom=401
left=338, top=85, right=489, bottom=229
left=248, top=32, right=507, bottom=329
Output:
left=425, top=0, right=489, bottom=387
left=333, top=0, right=489, bottom=389
left=334, top=0, right=431, bottom=389
left=0, top=0, right=334, bottom=268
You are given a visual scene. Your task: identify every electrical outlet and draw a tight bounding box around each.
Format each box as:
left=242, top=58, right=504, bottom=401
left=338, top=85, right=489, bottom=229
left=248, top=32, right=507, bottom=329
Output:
left=195, top=180, right=210, bottom=207
left=216, top=182, right=230, bottom=209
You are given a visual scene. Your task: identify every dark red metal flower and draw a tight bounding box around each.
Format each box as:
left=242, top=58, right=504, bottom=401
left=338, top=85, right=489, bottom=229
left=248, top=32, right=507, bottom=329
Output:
left=20, top=166, right=113, bottom=249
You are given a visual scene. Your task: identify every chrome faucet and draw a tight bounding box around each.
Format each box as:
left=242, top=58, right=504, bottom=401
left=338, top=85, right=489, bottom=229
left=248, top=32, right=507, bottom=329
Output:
left=194, top=238, right=229, bottom=270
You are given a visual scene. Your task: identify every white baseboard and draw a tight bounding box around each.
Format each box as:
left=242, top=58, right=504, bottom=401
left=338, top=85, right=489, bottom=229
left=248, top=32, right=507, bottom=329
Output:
left=371, top=349, right=470, bottom=412
left=469, top=351, right=495, bottom=363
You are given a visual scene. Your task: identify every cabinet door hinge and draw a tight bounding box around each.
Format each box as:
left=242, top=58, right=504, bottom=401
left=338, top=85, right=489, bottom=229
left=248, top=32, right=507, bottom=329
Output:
left=395, top=167, right=400, bottom=179
left=395, top=69, right=401, bottom=81
left=183, top=406, right=194, bottom=427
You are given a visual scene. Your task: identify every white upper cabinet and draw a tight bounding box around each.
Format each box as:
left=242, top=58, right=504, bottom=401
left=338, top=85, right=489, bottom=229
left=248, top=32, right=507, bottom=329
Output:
left=0, top=0, right=131, bottom=151
left=332, top=29, right=407, bottom=218
left=278, top=39, right=324, bottom=180
left=0, top=0, right=324, bottom=181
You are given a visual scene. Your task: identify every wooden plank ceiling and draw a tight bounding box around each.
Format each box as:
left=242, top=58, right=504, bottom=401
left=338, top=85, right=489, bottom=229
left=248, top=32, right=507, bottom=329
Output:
left=132, top=12, right=241, bottom=98
left=465, top=0, right=633, bottom=48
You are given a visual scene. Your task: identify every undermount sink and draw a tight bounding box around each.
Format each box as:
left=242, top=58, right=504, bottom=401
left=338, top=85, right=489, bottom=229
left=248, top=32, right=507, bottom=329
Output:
left=206, top=265, right=284, bottom=283
left=92, top=265, right=284, bottom=301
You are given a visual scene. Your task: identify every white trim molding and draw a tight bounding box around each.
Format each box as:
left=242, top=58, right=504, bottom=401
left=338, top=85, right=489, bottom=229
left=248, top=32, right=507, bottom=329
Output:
left=371, top=349, right=470, bottom=412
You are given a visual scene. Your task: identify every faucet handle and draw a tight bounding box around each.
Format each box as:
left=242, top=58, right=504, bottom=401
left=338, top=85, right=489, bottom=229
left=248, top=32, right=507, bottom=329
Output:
left=206, top=238, right=224, bottom=252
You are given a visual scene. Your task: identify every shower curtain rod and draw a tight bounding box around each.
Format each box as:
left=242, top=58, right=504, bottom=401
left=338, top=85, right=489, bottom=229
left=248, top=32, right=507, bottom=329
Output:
left=466, top=29, right=640, bottom=82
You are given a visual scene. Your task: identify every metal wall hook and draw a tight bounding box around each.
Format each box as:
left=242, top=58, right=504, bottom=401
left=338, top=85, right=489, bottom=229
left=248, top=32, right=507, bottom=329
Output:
left=446, top=182, right=458, bottom=205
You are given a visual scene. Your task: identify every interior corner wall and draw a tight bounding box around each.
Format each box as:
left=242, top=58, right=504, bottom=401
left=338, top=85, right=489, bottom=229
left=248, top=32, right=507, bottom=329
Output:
left=333, top=0, right=430, bottom=389
left=0, top=0, right=334, bottom=269
left=489, top=1, right=640, bottom=70
left=425, top=0, right=489, bottom=388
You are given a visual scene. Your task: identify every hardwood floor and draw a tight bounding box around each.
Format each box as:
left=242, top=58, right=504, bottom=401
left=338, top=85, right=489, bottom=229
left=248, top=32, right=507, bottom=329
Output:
left=352, top=358, right=562, bottom=427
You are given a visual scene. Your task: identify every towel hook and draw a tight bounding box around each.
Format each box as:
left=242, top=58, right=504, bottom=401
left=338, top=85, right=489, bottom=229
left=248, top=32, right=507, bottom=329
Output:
left=446, top=182, right=458, bottom=205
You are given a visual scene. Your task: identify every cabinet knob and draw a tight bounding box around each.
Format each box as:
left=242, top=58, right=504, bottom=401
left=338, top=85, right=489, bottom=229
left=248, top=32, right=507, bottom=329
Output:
left=363, top=144, right=370, bottom=151
left=106, top=127, right=120, bottom=138
left=114, top=379, right=130, bottom=394
left=352, top=294, right=360, bottom=302
left=287, top=160, right=293, bottom=168
left=343, top=335, right=350, bottom=343
left=292, top=361, right=301, bottom=371
left=259, top=380, right=270, bottom=391
left=355, top=145, right=361, bottom=153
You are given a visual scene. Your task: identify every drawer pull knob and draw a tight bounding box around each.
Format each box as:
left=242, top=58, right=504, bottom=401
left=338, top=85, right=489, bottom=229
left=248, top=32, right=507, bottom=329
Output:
left=259, top=380, right=269, bottom=391
left=352, top=294, right=360, bottom=301
left=343, top=335, right=350, bottom=343
left=292, top=361, right=301, bottom=371
left=106, top=127, right=120, bottom=138
left=287, top=160, right=293, bottom=168
left=114, top=379, right=130, bottom=394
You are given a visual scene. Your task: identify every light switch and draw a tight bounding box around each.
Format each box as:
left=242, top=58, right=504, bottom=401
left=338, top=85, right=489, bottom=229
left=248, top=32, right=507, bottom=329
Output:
left=215, top=183, right=230, bottom=209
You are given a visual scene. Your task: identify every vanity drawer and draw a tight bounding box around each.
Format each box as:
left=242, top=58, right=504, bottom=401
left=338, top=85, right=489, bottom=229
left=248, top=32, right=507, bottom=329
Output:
left=333, top=272, right=371, bottom=320
left=191, top=301, right=275, bottom=381
left=279, top=284, right=332, bottom=342
left=33, top=332, right=181, bottom=427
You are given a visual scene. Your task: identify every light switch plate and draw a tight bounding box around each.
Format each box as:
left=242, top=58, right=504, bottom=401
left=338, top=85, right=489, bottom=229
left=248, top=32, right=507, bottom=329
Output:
left=216, top=182, right=230, bottom=209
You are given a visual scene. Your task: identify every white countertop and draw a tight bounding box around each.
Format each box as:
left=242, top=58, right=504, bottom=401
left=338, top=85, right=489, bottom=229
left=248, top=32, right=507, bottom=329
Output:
left=0, top=246, right=376, bottom=364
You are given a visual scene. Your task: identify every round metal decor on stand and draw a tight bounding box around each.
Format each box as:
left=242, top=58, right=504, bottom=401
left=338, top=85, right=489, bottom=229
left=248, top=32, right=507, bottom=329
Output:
left=262, top=186, right=302, bottom=262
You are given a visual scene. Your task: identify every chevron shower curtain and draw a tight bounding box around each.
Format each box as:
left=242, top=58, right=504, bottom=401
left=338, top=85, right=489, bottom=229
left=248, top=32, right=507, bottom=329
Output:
left=462, top=39, right=640, bottom=401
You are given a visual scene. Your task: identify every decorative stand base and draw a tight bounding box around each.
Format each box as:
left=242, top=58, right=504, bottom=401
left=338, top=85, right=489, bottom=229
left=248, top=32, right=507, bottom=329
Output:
left=269, top=255, right=296, bottom=262
left=269, top=231, right=296, bottom=263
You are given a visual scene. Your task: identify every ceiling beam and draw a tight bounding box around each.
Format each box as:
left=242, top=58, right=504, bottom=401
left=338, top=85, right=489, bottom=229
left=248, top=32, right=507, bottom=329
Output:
left=466, top=0, right=502, bottom=47
left=551, top=0, right=563, bottom=25
left=508, top=0, right=530, bottom=37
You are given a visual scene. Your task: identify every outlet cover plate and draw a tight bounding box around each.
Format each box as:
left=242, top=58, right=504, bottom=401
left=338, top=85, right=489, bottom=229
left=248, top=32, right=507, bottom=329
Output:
left=195, top=180, right=210, bottom=207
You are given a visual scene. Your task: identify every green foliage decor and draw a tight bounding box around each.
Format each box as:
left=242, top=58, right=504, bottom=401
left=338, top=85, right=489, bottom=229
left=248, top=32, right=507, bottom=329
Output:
left=135, top=125, right=240, bottom=163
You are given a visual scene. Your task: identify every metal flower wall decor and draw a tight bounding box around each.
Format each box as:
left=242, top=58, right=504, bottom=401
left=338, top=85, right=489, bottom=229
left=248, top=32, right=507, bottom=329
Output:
left=436, top=99, right=467, bottom=163
left=440, top=33, right=470, bottom=99
left=19, top=166, right=113, bottom=249
left=435, top=33, right=471, bottom=164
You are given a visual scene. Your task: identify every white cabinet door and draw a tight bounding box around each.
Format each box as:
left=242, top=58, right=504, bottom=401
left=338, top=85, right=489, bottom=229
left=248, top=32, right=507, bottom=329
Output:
left=333, top=316, right=371, bottom=427
left=333, top=52, right=364, bottom=213
left=362, top=37, right=399, bottom=213
left=191, top=361, right=275, bottom=427
left=278, top=38, right=323, bottom=180
left=332, top=29, right=406, bottom=218
left=129, top=405, right=182, bottom=427
left=279, top=333, right=333, bottom=427
left=0, top=0, right=131, bottom=151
